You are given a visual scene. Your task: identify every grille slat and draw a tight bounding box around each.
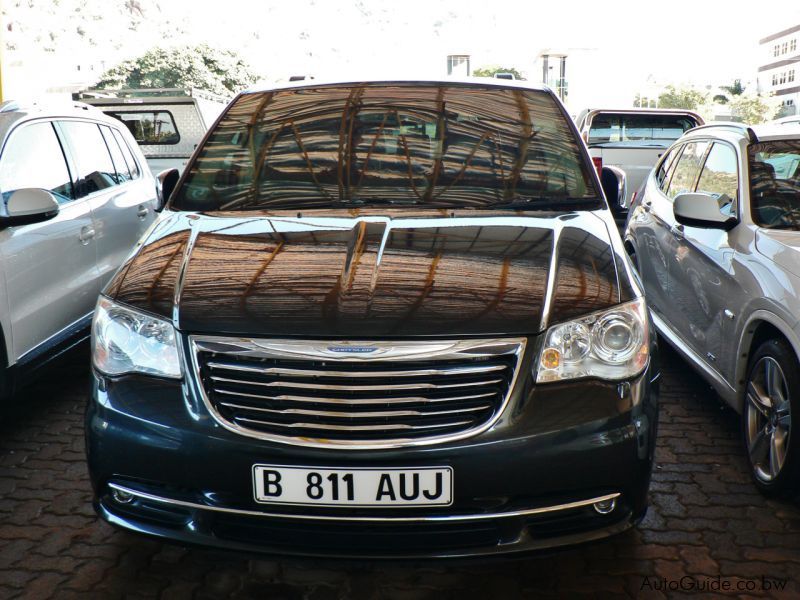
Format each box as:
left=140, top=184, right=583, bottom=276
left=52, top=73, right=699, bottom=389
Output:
left=213, top=388, right=498, bottom=406
left=209, top=375, right=507, bottom=392
left=234, top=417, right=476, bottom=431
left=192, top=337, right=526, bottom=448
left=217, top=401, right=494, bottom=419
left=207, top=361, right=507, bottom=378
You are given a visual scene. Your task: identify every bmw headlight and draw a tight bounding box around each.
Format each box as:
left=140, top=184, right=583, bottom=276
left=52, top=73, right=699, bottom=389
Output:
left=92, top=296, right=182, bottom=379
left=537, top=298, right=649, bottom=383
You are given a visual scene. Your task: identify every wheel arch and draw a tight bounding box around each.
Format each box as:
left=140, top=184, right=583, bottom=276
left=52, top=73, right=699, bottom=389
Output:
left=735, top=312, right=800, bottom=412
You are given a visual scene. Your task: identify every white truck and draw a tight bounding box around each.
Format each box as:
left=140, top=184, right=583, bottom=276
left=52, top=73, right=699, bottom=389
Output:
left=72, top=88, right=230, bottom=174
left=575, top=108, right=704, bottom=226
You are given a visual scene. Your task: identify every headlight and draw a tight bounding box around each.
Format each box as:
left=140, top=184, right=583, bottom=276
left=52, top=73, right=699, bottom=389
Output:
left=537, top=298, right=649, bottom=383
left=92, top=296, right=182, bottom=379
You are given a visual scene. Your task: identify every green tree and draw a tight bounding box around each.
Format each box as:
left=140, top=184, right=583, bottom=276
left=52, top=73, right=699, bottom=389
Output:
left=473, top=66, right=524, bottom=80
left=720, top=79, right=745, bottom=97
left=729, top=94, right=780, bottom=124
left=94, top=43, right=259, bottom=96
left=657, top=85, right=708, bottom=110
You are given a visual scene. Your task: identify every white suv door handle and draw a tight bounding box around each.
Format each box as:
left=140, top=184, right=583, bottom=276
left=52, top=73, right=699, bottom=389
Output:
left=137, top=205, right=149, bottom=219
left=79, top=226, right=96, bottom=245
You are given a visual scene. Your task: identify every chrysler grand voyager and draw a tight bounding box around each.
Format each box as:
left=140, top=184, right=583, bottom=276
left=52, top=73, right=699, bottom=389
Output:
left=87, top=79, right=659, bottom=557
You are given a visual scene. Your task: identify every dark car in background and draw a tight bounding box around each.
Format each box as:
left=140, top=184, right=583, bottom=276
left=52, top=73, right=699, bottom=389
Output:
left=86, top=79, right=659, bottom=557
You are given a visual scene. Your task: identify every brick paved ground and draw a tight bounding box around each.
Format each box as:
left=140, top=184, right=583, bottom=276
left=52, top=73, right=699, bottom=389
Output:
left=1, top=343, right=799, bottom=599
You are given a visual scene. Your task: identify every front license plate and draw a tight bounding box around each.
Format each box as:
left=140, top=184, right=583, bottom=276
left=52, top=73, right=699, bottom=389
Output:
left=252, top=464, right=453, bottom=507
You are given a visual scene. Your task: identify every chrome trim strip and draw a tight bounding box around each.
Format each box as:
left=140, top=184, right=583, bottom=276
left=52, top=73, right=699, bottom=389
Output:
left=189, top=336, right=527, bottom=450
left=219, top=401, right=490, bottom=419
left=108, top=483, right=620, bottom=523
left=193, top=337, right=525, bottom=362
left=234, top=417, right=474, bottom=431
left=539, top=220, right=562, bottom=331
left=206, top=361, right=508, bottom=378
left=209, top=374, right=505, bottom=392
left=214, top=388, right=497, bottom=405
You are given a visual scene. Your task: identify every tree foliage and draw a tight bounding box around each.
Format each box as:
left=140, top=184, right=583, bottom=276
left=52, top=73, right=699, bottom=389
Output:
left=473, top=66, right=524, bottom=80
left=729, top=94, right=780, bottom=124
left=720, top=79, right=745, bottom=97
left=94, top=44, right=259, bottom=96
left=657, top=85, right=709, bottom=110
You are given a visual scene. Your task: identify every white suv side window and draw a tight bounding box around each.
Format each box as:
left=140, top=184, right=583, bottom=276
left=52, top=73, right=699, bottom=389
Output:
left=0, top=121, right=73, bottom=205
left=58, top=121, right=119, bottom=198
left=696, top=143, right=739, bottom=205
left=666, top=141, right=709, bottom=199
left=110, top=128, right=141, bottom=180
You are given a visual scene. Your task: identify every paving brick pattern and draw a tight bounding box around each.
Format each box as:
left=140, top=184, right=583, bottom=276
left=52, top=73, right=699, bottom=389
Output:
left=1, top=344, right=799, bottom=599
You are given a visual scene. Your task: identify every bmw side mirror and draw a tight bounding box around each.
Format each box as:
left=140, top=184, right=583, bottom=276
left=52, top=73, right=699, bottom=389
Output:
left=0, top=188, right=59, bottom=227
left=673, top=192, right=738, bottom=231
left=156, top=168, right=180, bottom=212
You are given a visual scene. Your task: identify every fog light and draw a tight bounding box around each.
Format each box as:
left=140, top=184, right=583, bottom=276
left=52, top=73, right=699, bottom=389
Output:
left=593, top=498, right=616, bottom=514
left=111, top=488, right=135, bottom=505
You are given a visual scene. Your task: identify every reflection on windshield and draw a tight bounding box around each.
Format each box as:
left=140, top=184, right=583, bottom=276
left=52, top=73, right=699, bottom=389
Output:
left=750, top=140, right=800, bottom=229
left=173, top=83, right=599, bottom=212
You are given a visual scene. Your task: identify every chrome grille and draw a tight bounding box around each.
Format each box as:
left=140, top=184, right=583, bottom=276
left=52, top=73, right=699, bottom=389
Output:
left=190, top=337, right=526, bottom=449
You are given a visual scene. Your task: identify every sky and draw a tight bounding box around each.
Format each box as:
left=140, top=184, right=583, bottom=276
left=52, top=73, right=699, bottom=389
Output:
left=171, top=0, right=800, bottom=84
left=4, top=0, right=800, bottom=108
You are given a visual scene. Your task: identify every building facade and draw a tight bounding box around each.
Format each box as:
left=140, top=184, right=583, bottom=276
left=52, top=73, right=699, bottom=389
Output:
left=758, top=24, right=800, bottom=117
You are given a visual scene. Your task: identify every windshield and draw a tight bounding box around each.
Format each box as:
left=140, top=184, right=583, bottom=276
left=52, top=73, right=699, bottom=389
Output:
left=588, top=113, right=698, bottom=147
left=750, top=140, right=800, bottom=229
left=171, top=83, right=599, bottom=211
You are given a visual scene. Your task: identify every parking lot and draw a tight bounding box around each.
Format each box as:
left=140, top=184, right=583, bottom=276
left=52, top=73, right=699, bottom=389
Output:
left=0, top=342, right=798, bottom=599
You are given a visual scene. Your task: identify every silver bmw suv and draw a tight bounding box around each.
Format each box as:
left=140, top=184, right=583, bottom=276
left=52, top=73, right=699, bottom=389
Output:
left=625, top=122, right=800, bottom=494
left=0, top=100, right=158, bottom=397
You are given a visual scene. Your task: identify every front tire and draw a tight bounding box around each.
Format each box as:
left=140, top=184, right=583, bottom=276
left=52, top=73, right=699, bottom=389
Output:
left=743, top=339, right=798, bottom=495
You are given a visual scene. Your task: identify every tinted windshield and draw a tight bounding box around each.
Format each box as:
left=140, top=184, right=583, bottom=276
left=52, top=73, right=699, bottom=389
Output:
left=749, top=140, right=800, bottom=229
left=588, top=113, right=698, bottom=146
left=172, top=83, right=599, bottom=211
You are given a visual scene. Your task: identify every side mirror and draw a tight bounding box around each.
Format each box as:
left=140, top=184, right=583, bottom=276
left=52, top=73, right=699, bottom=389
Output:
left=601, top=165, right=627, bottom=211
left=156, top=168, right=180, bottom=212
left=673, top=192, right=738, bottom=230
left=1, top=188, right=59, bottom=226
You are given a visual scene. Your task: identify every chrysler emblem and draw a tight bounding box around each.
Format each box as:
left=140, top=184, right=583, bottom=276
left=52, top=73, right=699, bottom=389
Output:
left=326, top=345, right=379, bottom=354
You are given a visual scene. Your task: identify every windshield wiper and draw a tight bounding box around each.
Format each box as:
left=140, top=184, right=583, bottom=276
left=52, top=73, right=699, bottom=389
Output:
left=490, top=197, right=602, bottom=211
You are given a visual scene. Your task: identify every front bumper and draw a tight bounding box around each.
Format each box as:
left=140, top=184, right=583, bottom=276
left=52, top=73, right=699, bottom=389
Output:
left=86, top=355, right=659, bottom=558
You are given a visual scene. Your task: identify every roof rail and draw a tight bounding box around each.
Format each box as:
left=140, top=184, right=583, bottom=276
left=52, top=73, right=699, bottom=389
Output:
left=0, top=99, right=102, bottom=114
left=73, top=87, right=231, bottom=103
left=689, top=121, right=759, bottom=143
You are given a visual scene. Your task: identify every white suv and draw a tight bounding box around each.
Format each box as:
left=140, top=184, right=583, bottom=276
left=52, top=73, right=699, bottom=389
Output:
left=0, top=101, right=158, bottom=396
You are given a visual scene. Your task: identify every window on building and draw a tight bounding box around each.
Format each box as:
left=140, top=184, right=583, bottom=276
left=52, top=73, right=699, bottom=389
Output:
left=789, top=70, right=796, bottom=83
left=774, top=44, right=780, bottom=57
left=781, top=72, right=787, bottom=84
left=783, top=42, right=789, bottom=54
left=446, top=55, right=470, bottom=77
left=792, top=39, right=798, bottom=52
left=773, top=74, right=779, bottom=86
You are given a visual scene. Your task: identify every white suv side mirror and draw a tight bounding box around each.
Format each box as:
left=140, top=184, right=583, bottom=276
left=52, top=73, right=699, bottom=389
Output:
left=3, top=188, right=60, bottom=226
left=673, top=192, right=737, bottom=231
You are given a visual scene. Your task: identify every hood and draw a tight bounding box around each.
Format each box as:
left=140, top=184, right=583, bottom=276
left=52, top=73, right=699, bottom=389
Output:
left=106, top=209, right=629, bottom=337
